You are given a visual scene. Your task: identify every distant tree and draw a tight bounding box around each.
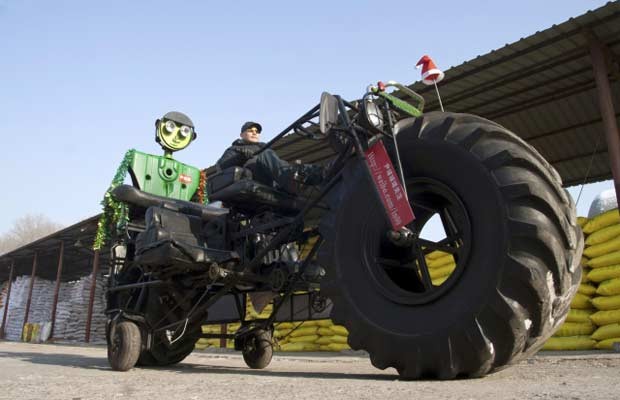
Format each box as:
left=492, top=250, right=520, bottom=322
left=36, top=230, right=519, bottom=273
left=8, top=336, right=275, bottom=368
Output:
left=0, top=214, right=63, bottom=255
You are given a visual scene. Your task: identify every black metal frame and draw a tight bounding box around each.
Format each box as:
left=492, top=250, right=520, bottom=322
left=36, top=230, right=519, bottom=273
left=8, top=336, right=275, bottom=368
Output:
left=105, top=92, right=468, bottom=351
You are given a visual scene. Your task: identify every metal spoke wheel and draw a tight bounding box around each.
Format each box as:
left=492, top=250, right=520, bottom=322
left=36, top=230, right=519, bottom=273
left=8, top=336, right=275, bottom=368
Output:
left=373, top=177, right=471, bottom=304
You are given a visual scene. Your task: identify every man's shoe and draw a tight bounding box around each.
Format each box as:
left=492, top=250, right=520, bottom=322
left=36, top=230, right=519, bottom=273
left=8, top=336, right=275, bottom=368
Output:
left=294, top=164, right=324, bottom=186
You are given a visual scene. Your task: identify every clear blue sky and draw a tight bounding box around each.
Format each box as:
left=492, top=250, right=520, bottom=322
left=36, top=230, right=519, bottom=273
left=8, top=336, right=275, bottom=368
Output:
left=0, top=0, right=613, bottom=234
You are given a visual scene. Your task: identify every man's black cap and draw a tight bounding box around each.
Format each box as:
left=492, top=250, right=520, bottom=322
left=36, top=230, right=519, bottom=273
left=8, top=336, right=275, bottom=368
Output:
left=241, top=121, right=262, bottom=133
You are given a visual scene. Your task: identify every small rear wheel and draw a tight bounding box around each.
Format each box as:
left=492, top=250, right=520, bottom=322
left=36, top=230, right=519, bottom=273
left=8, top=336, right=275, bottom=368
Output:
left=108, top=320, right=142, bottom=371
left=241, top=329, right=273, bottom=369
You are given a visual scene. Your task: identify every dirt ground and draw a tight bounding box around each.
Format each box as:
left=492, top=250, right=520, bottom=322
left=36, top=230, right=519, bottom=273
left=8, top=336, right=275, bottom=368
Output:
left=1, top=341, right=620, bottom=400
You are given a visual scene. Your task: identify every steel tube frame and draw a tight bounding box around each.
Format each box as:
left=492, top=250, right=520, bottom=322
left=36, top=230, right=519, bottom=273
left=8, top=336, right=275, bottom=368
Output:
left=589, top=34, right=620, bottom=206
left=50, top=241, right=64, bottom=340
left=84, top=249, right=100, bottom=343
left=22, top=253, right=38, bottom=340
left=0, top=262, right=15, bottom=339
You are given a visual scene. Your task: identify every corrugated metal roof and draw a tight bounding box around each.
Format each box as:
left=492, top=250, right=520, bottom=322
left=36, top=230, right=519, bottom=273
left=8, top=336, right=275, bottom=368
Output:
left=0, top=215, right=108, bottom=282
left=406, top=1, right=620, bottom=187
left=213, top=2, right=620, bottom=188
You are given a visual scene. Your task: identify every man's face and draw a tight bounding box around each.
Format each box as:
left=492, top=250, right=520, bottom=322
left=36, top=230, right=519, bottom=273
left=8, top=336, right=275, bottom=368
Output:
left=241, top=127, right=261, bottom=143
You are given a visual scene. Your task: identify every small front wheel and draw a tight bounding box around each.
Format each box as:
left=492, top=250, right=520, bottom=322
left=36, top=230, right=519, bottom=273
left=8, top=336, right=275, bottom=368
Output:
left=241, top=329, right=273, bottom=369
left=108, top=320, right=142, bottom=371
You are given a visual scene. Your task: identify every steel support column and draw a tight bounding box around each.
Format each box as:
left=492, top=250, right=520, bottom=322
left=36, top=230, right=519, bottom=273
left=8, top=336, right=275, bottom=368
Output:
left=22, top=252, right=38, bottom=339
left=589, top=34, right=620, bottom=206
left=0, top=262, right=15, bottom=339
left=50, top=241, right=65, bottom=340
left=84, top=249, right=100, bottom=343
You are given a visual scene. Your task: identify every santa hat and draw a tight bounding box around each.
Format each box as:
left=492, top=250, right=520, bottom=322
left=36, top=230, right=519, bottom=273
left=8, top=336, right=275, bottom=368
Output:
left=416, top=55, right=444, bottom=85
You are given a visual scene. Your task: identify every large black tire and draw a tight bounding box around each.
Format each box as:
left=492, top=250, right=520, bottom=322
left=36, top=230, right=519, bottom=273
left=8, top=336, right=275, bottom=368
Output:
left=241, top=329, right=273, bottom=369
left=137, top=328, right=200, bottom=367
left=318, top=112, right=583, bottom=379
left=108, top=320, right=142, bottom=371
left=136, top=287, right=201, bottom=367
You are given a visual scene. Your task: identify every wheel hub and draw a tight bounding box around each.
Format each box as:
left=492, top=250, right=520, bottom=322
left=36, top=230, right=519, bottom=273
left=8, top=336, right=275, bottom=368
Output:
left=365, top=177, right=472, bottom=305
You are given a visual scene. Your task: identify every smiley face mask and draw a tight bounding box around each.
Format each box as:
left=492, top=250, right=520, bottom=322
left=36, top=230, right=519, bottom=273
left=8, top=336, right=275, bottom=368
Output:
left=155, top=111, right=197, bottom=154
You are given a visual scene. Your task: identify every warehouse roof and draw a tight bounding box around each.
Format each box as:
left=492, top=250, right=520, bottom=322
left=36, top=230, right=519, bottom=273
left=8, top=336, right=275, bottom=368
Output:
left=0, top=215, right=107, bottom=282
left=222, top=1, right=620, bottom=188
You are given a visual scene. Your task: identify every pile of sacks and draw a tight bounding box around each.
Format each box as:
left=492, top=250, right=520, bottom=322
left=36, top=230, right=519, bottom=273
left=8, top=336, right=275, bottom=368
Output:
left=424, top=250, right=456, bottom=286
left=274, top=319, right=349, bottom=352
left=196, top=296, right=271, bottom=350
left=53, top=273, right=107, bottom=343
left=543, top=208, right=620, bottom=350
left=0, top=273, right=108, bottom=343
left=1, top=276, right=55, bottom=341
left=0, top=281, right=7, bottom=318
left=195, top=323, right=239, bottom=350
left=583, top=209, right=620, bottom=350
left=197, top=295, right=351, bottom=352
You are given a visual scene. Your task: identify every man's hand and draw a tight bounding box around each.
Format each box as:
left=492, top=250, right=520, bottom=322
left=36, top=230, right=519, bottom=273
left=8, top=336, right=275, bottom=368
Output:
left=238, top=147, right=255, bottom=158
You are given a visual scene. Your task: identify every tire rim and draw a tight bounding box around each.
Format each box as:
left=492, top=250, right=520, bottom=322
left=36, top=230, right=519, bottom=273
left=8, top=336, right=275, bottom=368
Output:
left=364, top=177, right=472, bottom=305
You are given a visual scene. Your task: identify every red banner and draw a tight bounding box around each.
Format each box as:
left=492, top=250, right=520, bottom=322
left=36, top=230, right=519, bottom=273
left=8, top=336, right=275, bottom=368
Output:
left=364, top=141, right=415, bottom=230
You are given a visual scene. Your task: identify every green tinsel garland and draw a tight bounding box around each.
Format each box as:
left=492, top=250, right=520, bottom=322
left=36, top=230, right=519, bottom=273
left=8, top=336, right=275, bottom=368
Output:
left=92, top=149, right=135, bottom=250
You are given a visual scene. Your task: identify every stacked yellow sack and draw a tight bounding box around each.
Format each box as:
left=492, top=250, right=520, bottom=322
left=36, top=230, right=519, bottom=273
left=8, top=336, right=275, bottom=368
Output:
left=425, top=250, right=456, bottom=286
left=245, top=296, right=273, bottom=320
left=582, top=209, right=620, bottom=349
left=274, top=319, right=350, bottom=352
left=543, top=217, right=597, bottom=350
left=195, top=322, right=241, bottom=350
left=197, top=296, right=274, bottom=350
left=195, top=324, right=225, bottom=349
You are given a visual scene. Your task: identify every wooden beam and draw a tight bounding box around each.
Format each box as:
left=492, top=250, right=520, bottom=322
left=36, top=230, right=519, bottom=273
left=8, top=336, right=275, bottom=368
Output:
left=84, top=250, right=100, bottom=343
left=588, top=33, right=620, bottom=207
left=22, top=253, right=38, bottom=339
left=220, top=324, right=227, bottom=348
left=50, top=242, right=65, bottom=340
left=0, top=262, right=15, bottom=338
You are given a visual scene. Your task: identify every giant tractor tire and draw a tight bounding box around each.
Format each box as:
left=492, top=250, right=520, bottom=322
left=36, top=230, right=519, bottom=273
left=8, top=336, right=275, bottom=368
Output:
left=318, top=112, right=583, bottom=379
left=137, top=326, right=201, bottom=367
left=136, top=287, right=202, bottom=367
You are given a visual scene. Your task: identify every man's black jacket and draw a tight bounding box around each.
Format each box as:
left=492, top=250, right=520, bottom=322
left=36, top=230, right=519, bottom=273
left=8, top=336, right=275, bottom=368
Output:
left=216, top=139, right=265, bottom=171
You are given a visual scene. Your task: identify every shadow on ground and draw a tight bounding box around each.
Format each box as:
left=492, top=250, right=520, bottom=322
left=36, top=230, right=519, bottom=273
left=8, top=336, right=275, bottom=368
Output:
left=0, top=351, right=109, bottom=371
left=0, top=350, right=399, bottom=381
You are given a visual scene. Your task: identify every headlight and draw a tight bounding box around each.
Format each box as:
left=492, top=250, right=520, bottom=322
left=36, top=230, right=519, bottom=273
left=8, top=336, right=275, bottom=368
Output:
left=363, top=99, right=384, bottom=131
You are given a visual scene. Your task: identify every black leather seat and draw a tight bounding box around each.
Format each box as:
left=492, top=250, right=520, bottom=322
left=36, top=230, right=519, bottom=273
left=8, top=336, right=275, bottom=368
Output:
left=112, top=185, right=228, bottom=222
left=134, top=206, right=238, bottom=268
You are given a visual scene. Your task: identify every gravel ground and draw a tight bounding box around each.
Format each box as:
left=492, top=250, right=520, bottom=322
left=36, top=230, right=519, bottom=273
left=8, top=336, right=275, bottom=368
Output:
left=1, top=341, right=620, bottom=400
